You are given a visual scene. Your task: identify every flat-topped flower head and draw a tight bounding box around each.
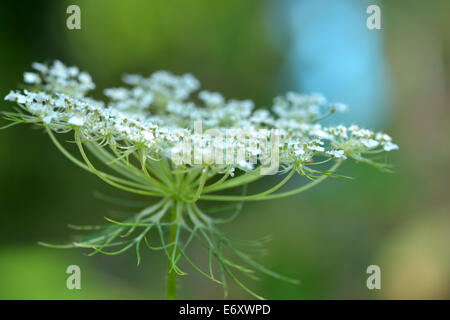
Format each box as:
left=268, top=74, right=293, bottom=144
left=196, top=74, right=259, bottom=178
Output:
left=4, top=61, right=398, bottom=175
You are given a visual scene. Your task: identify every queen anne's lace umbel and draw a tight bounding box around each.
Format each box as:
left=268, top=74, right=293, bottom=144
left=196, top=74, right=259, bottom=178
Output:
left=5, top=60, right=397, bottom=175
left=2, top=61, right=398, bottom=299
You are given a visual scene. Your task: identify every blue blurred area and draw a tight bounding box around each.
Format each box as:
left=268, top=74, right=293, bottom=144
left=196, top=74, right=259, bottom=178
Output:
left=271, top=0, right=390, bottom=126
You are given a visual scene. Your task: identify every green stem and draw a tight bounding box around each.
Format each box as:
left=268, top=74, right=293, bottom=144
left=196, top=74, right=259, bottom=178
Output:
left=200, top=168, right=295, bottom=201
left=74, top=131, right=163, bottom=197
left=166, top=202, right=178, bottom=300
left=200, top=160, right=343, bottom=201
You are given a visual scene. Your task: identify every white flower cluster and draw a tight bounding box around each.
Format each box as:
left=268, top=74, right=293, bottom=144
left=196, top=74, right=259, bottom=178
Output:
left=4, top=61, right=398, bottom=174
left=23, top=60, right=95, bottom=98
left=122, top=71, right=200, bottom=101
left=104, top=87, right=154, bottom=113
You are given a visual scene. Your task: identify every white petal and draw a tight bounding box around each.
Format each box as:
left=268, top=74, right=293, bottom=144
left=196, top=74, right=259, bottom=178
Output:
left=68, top=116, right=85, bottom=126
left=383, top=142, right=399, bottom=151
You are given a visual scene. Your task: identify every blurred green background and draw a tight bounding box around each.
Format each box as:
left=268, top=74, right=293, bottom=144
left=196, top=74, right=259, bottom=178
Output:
left=0, top=0, right=449, bottom=299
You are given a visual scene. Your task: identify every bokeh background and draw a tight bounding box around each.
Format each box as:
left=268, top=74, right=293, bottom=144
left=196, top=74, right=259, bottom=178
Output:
left=0, top=0, right=449, bottom=299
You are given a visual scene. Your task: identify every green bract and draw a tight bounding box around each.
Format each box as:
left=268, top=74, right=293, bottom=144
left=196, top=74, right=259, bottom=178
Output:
left=2, top=61, right=398, bottom=299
